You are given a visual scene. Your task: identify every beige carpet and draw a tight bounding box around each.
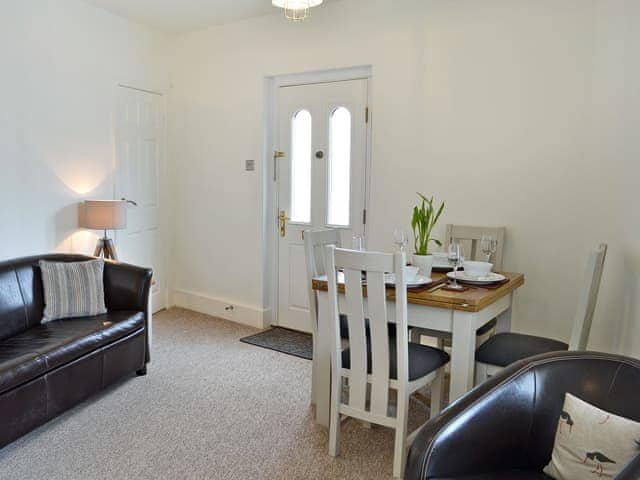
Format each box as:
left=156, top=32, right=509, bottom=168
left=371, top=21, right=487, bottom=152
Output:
left=0, top=308, right=432, bottom=480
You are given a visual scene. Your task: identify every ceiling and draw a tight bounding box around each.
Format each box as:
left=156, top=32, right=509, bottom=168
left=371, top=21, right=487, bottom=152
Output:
left=83, top=0, right=331, bottom=33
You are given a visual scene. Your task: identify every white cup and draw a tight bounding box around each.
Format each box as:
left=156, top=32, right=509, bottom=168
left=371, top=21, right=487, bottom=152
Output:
left=403, top=266, right=419, bottom=283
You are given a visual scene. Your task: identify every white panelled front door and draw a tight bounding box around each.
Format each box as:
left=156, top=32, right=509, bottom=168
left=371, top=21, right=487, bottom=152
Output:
left=115, top=86, right=167, bottom=313
left=276, top=79, right=369, bottom=332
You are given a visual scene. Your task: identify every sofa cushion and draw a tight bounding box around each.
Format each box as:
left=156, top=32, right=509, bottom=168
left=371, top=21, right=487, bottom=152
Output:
left=543, top=393, right=640, bottom=480
left=0, top=350, right=47, bottom=396
left=0, top=311, right=144, bottom=383
left=38, top=311, right=144, bottom=370
left=39, top=259, right=107, bottom=322
left=341, top=340, right=449, bottom=381
left=0, top=254, right=103, bottom=342
left=475, top=332, right=569, bottom=367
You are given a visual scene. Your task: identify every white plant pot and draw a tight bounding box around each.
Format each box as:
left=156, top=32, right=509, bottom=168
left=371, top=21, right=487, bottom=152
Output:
left=412, top=254, right=434, bottom=278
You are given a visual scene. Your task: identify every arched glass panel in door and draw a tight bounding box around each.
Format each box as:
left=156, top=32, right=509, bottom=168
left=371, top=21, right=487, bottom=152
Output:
left=290, top=109, right=312, bottom=223
left=327, top=107, right=351, bottom=226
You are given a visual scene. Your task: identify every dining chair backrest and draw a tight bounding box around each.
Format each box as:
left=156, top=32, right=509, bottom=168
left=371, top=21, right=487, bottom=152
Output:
left=304, top=229, right=343, bottom=336
left=325, top=246, right=409, bottom=419
left=445, top=225, right=506, bottom=270
left=568, top=243, right=608, bottom=350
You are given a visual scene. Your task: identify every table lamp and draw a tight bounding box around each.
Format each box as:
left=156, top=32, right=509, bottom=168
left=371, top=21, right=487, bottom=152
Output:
left=80, top=200, right=127, bottom=260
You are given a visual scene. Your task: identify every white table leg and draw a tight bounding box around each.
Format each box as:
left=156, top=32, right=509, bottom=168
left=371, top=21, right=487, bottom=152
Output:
left=315, top=291, right=331, bottom=427
left=449, top=310, right=477, bottom=402
left=495, top=292, right=513, bottom=333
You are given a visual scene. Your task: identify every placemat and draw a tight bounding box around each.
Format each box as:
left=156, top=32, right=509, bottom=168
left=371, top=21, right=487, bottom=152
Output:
left=406, top=277, right=449, bottom=293
left=468, top=278, right=510, bottom=290
left=442, top=284, right=471, bottom=292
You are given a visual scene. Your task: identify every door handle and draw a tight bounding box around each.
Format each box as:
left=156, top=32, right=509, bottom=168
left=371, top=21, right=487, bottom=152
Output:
left=279, top=210, right=290, bottom=237
left=273, top=151, right=285, bottom=181
left=121, top=198, right=138, bottom=207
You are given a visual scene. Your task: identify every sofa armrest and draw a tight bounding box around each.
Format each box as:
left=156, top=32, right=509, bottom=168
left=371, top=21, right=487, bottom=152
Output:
left=405, top=358, right=538, bottom=480
left=104, top=261, right=153, bottom=313
left=615, top=454, right=640, bottom=480
left=103, top=260, right=153, bottom=363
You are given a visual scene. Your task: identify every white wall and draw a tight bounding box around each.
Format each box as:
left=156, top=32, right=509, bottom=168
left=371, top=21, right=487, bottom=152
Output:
left=168, top=0, right=639, bottom=355
left=0, top=0, right=634, bottom=355
left=595, top=0, right=640, bottom=356
left=0, top=0, right=169, bottom=260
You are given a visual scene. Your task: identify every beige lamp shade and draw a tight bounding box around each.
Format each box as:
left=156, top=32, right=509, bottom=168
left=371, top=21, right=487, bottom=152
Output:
left=80, top=200, right=127, bottom=231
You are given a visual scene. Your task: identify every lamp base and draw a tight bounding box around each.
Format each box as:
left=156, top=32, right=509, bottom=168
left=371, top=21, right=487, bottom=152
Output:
left=94, top=237, right=119, bottom=261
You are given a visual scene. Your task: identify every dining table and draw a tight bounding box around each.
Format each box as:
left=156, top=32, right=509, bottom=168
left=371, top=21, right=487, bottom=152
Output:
left=310, top=270, right=525, bottom=427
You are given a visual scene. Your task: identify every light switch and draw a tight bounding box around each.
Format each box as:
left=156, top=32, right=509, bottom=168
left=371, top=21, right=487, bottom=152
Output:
left=245, top=160, right=255, bottom=171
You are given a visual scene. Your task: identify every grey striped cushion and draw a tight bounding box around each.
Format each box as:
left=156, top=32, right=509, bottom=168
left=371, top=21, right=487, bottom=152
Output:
left=39, top=259, right=107, bottom=322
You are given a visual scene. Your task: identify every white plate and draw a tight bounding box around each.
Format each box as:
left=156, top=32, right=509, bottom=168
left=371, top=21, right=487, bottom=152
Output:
left=446, top=271, right=506, bottom=285
left=384, top=274, right=432, bottom=288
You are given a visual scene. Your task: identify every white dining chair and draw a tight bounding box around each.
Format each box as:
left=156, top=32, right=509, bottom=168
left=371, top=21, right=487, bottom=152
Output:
left=411, top=224, right=507, bottom=347
left=304, top=229, right=343, bottom=406
left=445, top=224, right=506, bottom=269
left=304, top=229, right=343, bottom=338
left=305, top=229, right=402, bottom=409
left=304, top=229, right=414, bottom=341
left=325, top=246, right=449, bottom=478
left=475, top=243, right=608, bottom=384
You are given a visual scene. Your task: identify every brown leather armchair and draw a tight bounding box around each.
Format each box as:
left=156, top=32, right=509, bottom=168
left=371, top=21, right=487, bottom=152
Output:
left=406, top=351, right=640, bottom=479
left=0, top=254, right=152, bottom=449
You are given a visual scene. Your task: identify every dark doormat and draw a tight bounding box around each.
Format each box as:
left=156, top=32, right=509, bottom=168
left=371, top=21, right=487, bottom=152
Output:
left=240, top=327, right=312, bottom=360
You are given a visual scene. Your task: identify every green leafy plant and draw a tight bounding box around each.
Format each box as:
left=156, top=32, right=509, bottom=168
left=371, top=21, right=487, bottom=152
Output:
left=411, top=193, right=444, bottom=255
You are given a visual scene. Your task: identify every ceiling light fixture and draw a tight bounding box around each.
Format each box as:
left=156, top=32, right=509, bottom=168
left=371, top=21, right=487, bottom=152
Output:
left=272, top=0, right=323, bottom=22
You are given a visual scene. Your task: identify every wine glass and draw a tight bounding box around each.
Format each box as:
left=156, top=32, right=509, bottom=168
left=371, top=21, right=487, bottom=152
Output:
left=480, top=235, right=497, bottom=263
left=351, top=235, right=364, bottom=251
left=393, top=229, right=408, bottom=252
left=448, top=242, right=464, bottom=290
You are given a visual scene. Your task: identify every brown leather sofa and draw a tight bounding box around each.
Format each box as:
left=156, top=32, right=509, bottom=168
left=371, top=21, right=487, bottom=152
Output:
left=0, top=254, right=152, bottom=449
left=406, top=351, right=640, bottom=480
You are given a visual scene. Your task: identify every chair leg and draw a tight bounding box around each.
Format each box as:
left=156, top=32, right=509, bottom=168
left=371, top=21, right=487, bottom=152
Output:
left=429, top=368, right=445, bottom=418
left=310, top=335, right=318, bottom=406
left=474, top=362, right=488, bottom=386
left=328, top=375, right=342, bottom=457
left=310, top=367, right=317, bottom=407
left=392, top=393, right=410, bottom=478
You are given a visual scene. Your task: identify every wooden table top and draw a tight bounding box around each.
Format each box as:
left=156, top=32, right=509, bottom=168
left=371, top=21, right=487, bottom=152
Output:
left=312, top=272, right=525, bottom=313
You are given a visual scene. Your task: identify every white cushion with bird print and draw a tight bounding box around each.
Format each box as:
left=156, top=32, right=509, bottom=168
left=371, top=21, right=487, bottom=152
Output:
left=544, top=393, right=640, bottom=479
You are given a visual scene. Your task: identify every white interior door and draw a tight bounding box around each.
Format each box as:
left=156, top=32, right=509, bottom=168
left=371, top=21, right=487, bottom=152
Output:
left=277, top=79, right=369, bottom=332
left=115, top=86, right=167, bottom=313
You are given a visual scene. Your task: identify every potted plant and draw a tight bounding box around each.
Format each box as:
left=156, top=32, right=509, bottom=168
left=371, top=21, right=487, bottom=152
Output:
left=411, top=193, right=445, bottom=277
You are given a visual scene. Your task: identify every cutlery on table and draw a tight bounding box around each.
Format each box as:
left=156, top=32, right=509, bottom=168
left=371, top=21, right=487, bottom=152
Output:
left=427, top=282, right=447, bottom=293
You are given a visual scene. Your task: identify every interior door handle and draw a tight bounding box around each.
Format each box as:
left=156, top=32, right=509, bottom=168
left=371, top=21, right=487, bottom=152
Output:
left=273, top=151, right=285, bottom=181
left=279, top=210, right=290, bottom=237
left=121, top=198, right=138, bottom=207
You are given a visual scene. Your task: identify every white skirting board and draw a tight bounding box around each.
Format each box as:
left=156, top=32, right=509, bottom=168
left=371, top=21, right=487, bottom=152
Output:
left=171, top=289, right=268, bottom=329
